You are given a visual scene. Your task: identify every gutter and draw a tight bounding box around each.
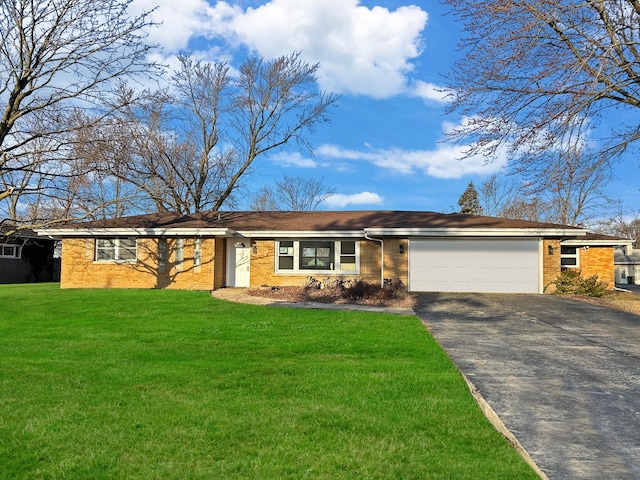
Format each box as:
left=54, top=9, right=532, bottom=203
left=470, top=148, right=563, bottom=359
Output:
left=364, top=229, right=384, bottom=287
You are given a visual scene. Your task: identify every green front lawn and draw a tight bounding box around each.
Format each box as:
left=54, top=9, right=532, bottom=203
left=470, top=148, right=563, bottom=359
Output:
left=0, top=284, right=538, bottom=479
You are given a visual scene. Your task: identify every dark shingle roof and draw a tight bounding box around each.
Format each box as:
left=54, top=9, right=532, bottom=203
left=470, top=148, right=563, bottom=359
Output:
left=52, top=210, right=585, bottom=232
left=615, top=248, right=640, bottom=264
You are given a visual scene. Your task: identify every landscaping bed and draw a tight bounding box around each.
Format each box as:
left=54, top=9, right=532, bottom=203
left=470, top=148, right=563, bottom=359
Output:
left=249, top=278, right=417, bottom=309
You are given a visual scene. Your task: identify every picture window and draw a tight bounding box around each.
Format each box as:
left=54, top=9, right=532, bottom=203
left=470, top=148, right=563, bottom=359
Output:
left=275, top=240, right=359, bottom=273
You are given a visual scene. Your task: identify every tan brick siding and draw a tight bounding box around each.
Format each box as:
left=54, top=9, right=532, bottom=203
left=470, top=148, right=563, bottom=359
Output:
left=249, top=239, right=405, bottom=287
left=542, top=239, right=562, bottom=293
left=542, top=241, right=615, bottom=292
left=579, top=246, right=614, bottom=289
left=60, top=237, right=217, bottom=290
left=382, top=238, right=409, bottom=285
left=60, top=235, right=615, bottom=293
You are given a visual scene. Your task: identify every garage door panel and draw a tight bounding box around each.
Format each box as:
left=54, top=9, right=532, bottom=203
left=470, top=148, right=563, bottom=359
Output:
left=409, top=239, right=539, bottom=293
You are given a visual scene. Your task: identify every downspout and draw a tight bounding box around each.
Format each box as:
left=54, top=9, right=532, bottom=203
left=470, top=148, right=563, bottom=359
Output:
left=364, top=230, right=384, bottom=287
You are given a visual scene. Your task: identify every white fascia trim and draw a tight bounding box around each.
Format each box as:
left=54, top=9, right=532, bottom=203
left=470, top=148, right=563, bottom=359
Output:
left=563, top=238, right=634, bottom=247
left=232, top=230, right=364, bottom=238
left=363, top=227, right=588, bottom=237
left=35, top=228, right=231, bottom=237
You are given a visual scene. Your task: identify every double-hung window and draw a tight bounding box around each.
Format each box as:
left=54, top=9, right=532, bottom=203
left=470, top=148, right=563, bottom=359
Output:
left=158, top=238, right=167, bottom=273
left=175, top=238, right=184, bottom=271
left=276, top=240, right=359, bottom=273
left=0, top=244, right=21, bottom=259
left=194, top=238, right=202, bottom=269
left=95, top=238, right=137, bottom=262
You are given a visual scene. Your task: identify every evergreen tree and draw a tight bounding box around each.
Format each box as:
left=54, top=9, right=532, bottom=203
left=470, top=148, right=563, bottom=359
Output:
left=458, top=181, right=482, bottom=215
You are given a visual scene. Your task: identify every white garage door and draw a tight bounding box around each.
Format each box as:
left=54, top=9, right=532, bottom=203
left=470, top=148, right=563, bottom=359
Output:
left=409, top=238, right=540, bottom=293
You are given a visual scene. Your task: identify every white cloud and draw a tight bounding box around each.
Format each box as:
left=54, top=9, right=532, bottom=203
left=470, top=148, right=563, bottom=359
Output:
left=270, top=151, right=318, bottom=168
left=324, top=192, right=384, bottom=208
left=317, top=125, right=509, bottom=179
left=409, top=80, right=452, bottom=104
left=232, top=0, right=428, bottom=98
left=131, top=0, right=432, bottom=99
left=129, top=0, right=240, bottom=52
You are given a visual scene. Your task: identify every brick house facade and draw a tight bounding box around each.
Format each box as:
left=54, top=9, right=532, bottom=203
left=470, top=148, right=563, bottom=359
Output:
left=40, top=211, right=629, bottom=294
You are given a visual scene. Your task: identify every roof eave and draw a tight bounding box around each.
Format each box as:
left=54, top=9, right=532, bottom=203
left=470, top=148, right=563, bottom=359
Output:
left=35, top=227, right=232, bottom=237
left=363, top=227, right=588, bottom=237
left=233, top=230, right=365, bottom=238
left=562, top=238, right=634, bottom=247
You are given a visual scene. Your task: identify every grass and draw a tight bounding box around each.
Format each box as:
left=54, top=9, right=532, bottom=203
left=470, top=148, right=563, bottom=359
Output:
left=0, top=284, right=538, bottom=479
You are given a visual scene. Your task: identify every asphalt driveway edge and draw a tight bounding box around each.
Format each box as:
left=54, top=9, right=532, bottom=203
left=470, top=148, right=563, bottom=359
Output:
left=421, top=318, right=547, bottom=479
left=460, top=372, right=548, bottom=480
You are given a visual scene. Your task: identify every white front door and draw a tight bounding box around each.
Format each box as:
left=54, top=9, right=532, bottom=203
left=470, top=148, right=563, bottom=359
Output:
left=234, top=245, right=251, bottom=287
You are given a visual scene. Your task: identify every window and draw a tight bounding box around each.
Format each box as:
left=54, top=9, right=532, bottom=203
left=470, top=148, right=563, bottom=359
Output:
left=278, top=241, right=294, bottom=270
left=194, top=238, right=202, bottom=268
left=158, top=238, right=167, bottom=273
left=176, top=238, right=184, bottom=270
left=95, top=238, right=136, bottom=262
left=339, top=241, right=357, bottom=271
left=275, top=240, right=359, bottom=273
left=300, top=241, right=334, bottom=270
left=0, top=244, right=21, bottom=259
left=560, top=246, right=579, bottom=268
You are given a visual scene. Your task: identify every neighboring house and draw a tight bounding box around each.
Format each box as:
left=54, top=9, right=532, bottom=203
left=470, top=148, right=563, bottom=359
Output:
left=37, top=210, right=631, bottom=294
left=614, top=246, right=640, bottom=285
left=0, top=226, right=59, bottom=284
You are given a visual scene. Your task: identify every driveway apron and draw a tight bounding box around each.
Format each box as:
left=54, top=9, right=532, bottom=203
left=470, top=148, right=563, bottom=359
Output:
left=414, top=293, right=640, bottom=480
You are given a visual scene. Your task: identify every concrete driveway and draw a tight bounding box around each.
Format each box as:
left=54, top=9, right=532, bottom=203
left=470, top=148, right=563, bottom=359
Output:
left=414, top=293, right=640, bottom=480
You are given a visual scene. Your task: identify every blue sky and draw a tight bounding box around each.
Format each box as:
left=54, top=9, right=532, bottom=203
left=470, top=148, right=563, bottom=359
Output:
left=129, top=0, right=640, bottom=213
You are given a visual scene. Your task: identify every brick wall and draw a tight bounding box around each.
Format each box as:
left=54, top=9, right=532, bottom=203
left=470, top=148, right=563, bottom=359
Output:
left=249, top=239, right=402, bottom=287
left=382, top=238, right=409, bottom=285
left=542, top=239, right=561, bottom=293
left=579, top=246, right=614, bottom=289
left=541, top=241, right=615, bottom=292
left=60, top=237, right=217, bottom=290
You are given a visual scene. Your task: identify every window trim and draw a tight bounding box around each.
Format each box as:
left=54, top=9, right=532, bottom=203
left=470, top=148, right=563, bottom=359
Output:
left=94, top=237, right=137, bottom=263
left=0, top=244, right=21, bottom=260
left=560, top=245, right=580, bottom=268
left=275, top=239, right=360, bottom=274
left=158, top=238, right=167, bottom=273
left=175, top=238, right=184, bottom=271
left=193, top=237, right=202, bottom=272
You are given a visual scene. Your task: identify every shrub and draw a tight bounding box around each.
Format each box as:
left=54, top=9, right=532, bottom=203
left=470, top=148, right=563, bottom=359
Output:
left=303, top=277, right=408, bottom=303
left=552, top=269, right=608, bottom=297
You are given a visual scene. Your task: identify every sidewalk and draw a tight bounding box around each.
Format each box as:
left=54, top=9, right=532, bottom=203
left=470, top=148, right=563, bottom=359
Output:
left=210, top=287, right=415, bottom=315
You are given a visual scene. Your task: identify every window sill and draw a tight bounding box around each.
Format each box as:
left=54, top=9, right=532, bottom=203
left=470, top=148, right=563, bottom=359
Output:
left=275, top=270, right=360, bottom=275
left=93, top=260, right=138, bottom=264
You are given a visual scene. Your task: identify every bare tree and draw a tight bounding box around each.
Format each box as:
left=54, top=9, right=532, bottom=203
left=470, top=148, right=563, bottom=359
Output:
left=515, top=143, right=612, bottom=225
left=478, top=148, right=609, bottom=225
left=0, top=0, right=159, bottom=223
left=479, top=174, right=516, bottom=217
left=115, top=61, right=237, bottom=214
left=444, top=0, right=640, bottom=168
left=250, top=175, right=336, bottom=211
left=111, top=53, right=339, bottom=214
left=595, top=203, right=640, bottom=246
